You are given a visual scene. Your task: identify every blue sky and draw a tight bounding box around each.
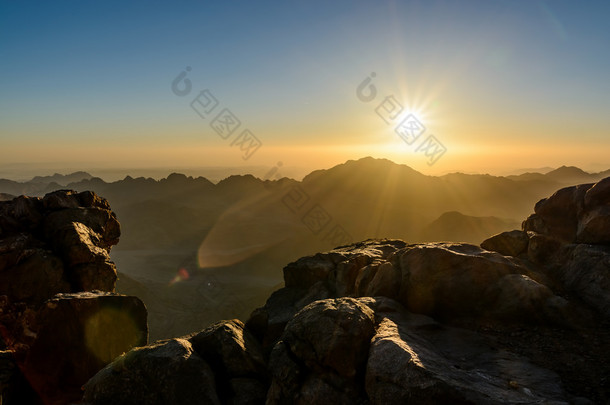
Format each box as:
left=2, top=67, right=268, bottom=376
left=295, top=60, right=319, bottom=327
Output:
left=1, top=0, right=609, bottom=175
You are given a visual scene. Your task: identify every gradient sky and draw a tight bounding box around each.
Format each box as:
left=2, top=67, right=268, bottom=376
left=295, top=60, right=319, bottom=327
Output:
left=1, top=0, right=609, bottom=176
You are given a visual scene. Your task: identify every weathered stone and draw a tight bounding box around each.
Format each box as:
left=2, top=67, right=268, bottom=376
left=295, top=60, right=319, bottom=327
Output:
left=296, top=374, right=363, bottom=405
left=47, top=221, right=110, bottom=266
left=485, top=274, right=570, bottom=323
left=83, top=338, right=220, bottom=405
left=246, top=283, right=332, bottom=351
left=227, top=377, right=267, bottom=405
left=584, top=176, right=610, bottom=209
left=283, top=239, right=406, bottom=291
left=396, top=243, right=524, bottom=318
left=266, top=341, right=304, bottom=405
left=188, top=319, right=266, bottom=389
left=331, top=255, right=376, bottom=296
left=528, top=183, right=593, bottom=242
left=481, top=229, right=529, bottom=257
left=282, top=298, right=375, bottom=378
left=283, top=255, right=335, bottom=288
left=558, top=244, right=610, bottom=318
left=577, top=206, right=610, bottom=245
left=267, top=297, right=375, bottom=401
left=0, top=196, right=43, bottom=235
left=70, top=261, right=117, bottom=292
left=77, top=190, right=111, bottom=210
left=0, top=248, right=70, bottom=304
left=357, top=261, right=400, bottom=297
left=522, top=213, right=548, bottom=235
left=365, top=310, right=568, bottom=404
left=0, top=191, right=129, bottom=404
left=527, top=233, right=565, bottom=265
left=43, top=207, right=120, bottom=248
left=42, top=189, right=82, bottom=210
left=20, top=292, right=147, bottom=404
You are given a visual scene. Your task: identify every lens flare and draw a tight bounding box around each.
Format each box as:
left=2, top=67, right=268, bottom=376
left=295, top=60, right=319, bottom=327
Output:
left=84, top=307, right=142, bottom=364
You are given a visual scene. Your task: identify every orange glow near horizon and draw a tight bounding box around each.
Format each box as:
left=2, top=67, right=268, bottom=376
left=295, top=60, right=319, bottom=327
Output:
left=1, top=133, right=609, bottom=178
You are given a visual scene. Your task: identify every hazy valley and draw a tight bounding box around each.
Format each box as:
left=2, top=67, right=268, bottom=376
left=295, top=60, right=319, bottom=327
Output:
left=1, top=157, right=608, bottom=340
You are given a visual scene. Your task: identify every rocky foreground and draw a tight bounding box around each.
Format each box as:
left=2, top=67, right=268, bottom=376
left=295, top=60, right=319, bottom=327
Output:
left=1, top=179, right=610, bottom=404
left=0, top=191, right=147, bottom=404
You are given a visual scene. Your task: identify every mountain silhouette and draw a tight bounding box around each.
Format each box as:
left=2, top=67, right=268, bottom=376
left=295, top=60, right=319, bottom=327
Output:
left=30, top=171, right=93, bottom=185
left=1, top=157, right=609, bottom=339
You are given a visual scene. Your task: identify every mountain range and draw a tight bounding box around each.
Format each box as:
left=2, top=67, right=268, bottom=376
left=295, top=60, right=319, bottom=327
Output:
left=1, top=157, right=608, bottom=339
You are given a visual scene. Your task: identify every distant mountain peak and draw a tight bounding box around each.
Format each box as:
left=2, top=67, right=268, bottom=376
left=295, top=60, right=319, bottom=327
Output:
left=216, top=174, right=261, bottom=187
left=345, top=156, right=418, bottom=171
left=165, top=173, right=189, bottom=182
left=303, top=156, right=424, bottom=184
left=547, top=165, right=588, bottom=175
left=30, top=171, right=93, bottom=186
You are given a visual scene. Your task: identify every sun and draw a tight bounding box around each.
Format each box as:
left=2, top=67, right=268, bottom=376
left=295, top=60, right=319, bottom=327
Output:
left=383, top=107, right=429, bottom=146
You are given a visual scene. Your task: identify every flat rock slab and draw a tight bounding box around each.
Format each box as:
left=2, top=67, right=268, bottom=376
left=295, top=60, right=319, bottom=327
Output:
left=21, top=292, right=147, bottom=404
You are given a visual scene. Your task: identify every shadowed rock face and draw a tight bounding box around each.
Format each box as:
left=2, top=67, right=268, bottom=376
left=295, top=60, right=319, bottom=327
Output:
left=0, top=190, right=120, bottom=302
left=6, top=292, right=148, bottom=404
left=84, top=338, right=221, bottom=405
left=522, top=177, right=610, bottom=246
left=0, top=191, right=147, bottom=405
left=489, top=176, right=610, bottom=319
left=84, top=319, right=266, bottom=405
left=480, top=229, right=529, bottom=257
left=277, top=240, right=569, bottom=326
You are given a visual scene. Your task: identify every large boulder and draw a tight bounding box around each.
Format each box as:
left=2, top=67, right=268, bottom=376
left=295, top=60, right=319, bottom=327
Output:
left=0, top=190, right=137, bottom=404
left=265, top=297, right=375, bottom=404
left=0, top=190, right=121, bottom=303
left=0, top=236, right=70, bottom=304
left=264, top=297, right=572, bottom=404
left=255, top=240, right=571, bottom=350
left=2, top=292, right=147, bottom=404
left=513, top=177, right=610, bottom=319
left=485, top=274, right=570, bottom=323
left=283, top=239, right=406, bottom=292
left=481, top=229, right=530, bottom=257
left=523, top=183, right=593, bottom=242
left=281, top=298, right=375, bottom=378
left=188, top=320, right=267, bottom=403
left=84, top=338, right=220, bottom=405
left=365, top=299, right=568, bottom=404
left=522, top=177, right=610, bottom=246
left=246, top=283, right=332, bottom=351
left=556, top=244, right=610, bottom=318
left=396, top=243, right=524, bottom=319
left=576, top=205, right=610, bottom=245
left=480, top=177, right=610, bottom=322
left=84, top=319, right=270, bottom=405
left=265, top=296, right=572, bottom=404
left=583, top=176, right=610, bottom=209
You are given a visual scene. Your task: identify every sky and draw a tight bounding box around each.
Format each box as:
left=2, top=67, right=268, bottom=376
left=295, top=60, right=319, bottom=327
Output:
left=1, top=0, right=609, bottom=178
